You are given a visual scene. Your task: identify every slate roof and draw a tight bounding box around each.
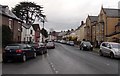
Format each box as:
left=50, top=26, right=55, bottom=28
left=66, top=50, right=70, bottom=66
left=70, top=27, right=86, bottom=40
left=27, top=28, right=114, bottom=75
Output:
left=0, top=5, right=22, bottom=21
left=103, top=8, right=120, bottom=17
left=89, top=16, right=98, bottom=22
left=58, top=31, right=67, bottom=36
left=22, top=23, right=31, bottom=29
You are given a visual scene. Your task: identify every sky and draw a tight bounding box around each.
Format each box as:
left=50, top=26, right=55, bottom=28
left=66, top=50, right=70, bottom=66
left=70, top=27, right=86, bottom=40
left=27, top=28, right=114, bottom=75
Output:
left=0, top=0, right=120, bottom=32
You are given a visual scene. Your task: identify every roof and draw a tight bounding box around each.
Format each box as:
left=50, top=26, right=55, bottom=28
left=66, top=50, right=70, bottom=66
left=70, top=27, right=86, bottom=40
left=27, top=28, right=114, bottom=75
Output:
left=58, top=31, right=67, bottom=36
left=22, top=23, right=31, bottom=29
left=103, top=8, right=120, bottom=17
left=0, top=5, right=22, bottom=21
left=32, top=24, right=40, bottom=31
left=89, top=16, right=98, bottom=22
left=102, top=42, right=120, bottom=44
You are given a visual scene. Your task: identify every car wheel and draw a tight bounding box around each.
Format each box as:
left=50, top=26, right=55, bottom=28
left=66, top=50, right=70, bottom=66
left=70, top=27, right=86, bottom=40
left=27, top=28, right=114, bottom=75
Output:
left=110, top=52, right=114, bottom=59
left=99, top=50, right=103, bottom=56
left=81, top=47, right=84, bottom=51
left=33, top=52, right=37, bottom=58
left=91, top=48, right=93, bottom=51
left=40, top=51, right=43, bottom=55
left=80, top=47, right=81, bottom=50
left=21, top=55, right=26, bottom=62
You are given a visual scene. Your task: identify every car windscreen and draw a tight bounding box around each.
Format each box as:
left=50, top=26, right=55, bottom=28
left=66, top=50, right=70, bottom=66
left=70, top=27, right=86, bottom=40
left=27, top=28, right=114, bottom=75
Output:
left=84, top=42, right=91, bottom=46
left=5, top=45, right=20, bottom=50
left=111, top=44, right=120, bottom=49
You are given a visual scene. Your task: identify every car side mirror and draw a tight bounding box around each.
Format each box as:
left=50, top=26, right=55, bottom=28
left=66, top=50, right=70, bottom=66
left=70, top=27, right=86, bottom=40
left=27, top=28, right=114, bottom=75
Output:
left=108, top=46, right=111, bottom=49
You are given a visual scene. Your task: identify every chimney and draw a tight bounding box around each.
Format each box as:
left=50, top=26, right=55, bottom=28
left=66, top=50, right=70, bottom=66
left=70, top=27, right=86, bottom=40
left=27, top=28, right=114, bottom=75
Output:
left=81, top=21, right=84, bottom=25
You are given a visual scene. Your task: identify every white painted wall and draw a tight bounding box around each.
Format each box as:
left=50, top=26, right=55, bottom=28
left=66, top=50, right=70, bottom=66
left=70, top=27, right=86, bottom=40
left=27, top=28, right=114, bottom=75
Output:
left=21, top=26, right=35, bottom=43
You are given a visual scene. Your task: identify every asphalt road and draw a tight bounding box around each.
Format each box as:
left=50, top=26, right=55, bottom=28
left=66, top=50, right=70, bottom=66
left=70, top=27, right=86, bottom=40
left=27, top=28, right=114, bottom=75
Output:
left=2, top=43, right=119, bottom=74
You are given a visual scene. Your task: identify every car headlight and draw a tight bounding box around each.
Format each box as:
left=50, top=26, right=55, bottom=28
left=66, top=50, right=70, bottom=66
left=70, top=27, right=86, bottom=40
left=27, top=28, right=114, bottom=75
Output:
left=91, top=45, right=93, bottom=47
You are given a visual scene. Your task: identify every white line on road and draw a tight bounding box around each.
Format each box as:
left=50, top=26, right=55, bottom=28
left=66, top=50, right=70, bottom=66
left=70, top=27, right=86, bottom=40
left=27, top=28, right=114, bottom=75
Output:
left=55, top=71, right=59, bottom=74
left=106, top=64, right=110, bottom=66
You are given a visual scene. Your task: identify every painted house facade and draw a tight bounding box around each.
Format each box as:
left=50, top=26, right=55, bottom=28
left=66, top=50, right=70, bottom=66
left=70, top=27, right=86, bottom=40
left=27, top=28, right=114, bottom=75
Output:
left=21, top=24, right=35, bottom=43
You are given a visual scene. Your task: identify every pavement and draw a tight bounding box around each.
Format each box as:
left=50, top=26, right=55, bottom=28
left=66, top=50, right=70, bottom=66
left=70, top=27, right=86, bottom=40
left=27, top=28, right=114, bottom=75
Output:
left=74, top=44, right=100, bottom=53
left=93, top=48, right=99, bottom=53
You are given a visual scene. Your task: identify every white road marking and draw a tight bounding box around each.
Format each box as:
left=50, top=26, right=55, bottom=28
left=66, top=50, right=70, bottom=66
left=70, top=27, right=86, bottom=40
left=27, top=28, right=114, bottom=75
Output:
left=55, top=71, right=59, bottom=74
left=106, top=64, right=110, bottom=66
left=53, top=68, right=56, bottom=71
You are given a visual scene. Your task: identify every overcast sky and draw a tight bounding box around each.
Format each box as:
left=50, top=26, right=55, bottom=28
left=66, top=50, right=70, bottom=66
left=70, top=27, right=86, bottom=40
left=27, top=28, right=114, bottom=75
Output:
left=0, top=0, right=120, bottom=32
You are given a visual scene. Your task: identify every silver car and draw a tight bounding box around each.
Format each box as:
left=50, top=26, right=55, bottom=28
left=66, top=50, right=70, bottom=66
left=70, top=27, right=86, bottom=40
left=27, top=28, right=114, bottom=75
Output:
left=99, top=42, right=120, bottom=58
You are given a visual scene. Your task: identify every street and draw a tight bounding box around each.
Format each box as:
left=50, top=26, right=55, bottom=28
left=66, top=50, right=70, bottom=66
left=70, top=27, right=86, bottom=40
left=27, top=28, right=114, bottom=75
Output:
left=2, top=43, right=119, bottom=74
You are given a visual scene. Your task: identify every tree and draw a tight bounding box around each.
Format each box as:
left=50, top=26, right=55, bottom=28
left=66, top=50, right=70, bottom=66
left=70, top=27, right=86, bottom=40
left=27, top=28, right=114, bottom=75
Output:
left=12, top=1, right=45, bottom=24
left=2, top=25, right=13, bottom=47
left=41, top=28, right=48, bottom=38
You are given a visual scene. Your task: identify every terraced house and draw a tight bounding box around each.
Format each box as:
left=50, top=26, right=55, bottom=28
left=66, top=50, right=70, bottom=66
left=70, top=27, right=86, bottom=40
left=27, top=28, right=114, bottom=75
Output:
left=97, top=7, right=120, bottom=43
left=0, top=5, right=22, bottom=43
left=85, top=15, right=98, bottom=44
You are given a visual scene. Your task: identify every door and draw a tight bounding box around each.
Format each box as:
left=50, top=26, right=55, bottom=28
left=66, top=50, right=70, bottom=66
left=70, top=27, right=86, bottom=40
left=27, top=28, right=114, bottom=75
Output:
left=101, top=43, right=108, bottom=55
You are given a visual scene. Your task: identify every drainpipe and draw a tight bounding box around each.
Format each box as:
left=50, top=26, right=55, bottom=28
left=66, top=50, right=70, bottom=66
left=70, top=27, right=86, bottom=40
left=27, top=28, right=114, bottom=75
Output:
left=105, top=16, right=108, bottom=42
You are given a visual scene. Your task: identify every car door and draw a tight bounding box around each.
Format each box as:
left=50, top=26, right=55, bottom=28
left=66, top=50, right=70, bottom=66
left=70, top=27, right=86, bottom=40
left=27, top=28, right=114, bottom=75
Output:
left=23, top=45, right=31, bottom=58
left=101, top=43, right=108, bottom=55
left=106, top=44, right=112, bottom=55
left=26, top=45, right=33, bottom=57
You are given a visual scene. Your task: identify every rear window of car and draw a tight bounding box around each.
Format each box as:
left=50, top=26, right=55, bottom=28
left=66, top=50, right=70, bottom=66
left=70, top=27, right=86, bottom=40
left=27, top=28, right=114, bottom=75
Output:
left=5, top=45, right=20, bottom=50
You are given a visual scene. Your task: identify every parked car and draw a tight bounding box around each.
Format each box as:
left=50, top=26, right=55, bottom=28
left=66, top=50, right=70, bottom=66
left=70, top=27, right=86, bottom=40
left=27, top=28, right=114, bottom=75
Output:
left=80, top=41, right=93, bottom=51
left=68, top=41, right=74, bottom=46
left=38, top=42, right=47, bottom=54
left=29, top=42, right=47, bottom=55
left=3, top=44, right=37, bottom=62
left=99, top=42, right=120, bottom=58
left=46, top=41, right=55, bottom=49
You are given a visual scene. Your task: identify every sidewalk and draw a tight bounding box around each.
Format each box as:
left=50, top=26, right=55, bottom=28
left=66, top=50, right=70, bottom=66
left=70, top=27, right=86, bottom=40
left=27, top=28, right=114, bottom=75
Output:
left=93, top=48, right=100, bottom=53
left=74, top=44, right=100, bottom=54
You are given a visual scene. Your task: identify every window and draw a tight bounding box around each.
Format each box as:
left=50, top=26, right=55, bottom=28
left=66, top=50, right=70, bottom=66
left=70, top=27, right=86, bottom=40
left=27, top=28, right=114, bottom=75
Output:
left=30, top=30, right=33, bottom=34
left=9, top=19, right=12, bottom=29
left=102, top=43, right=107, bottom=47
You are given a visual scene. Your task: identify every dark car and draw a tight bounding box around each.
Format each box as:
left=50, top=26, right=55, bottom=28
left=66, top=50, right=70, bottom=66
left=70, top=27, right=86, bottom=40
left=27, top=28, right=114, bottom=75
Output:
left=80, top=41, right=93, bottom=51
left=46, top=41, right=55, bottom=49
left=29, top=42, right=47, bottom=55
left=2, top=44, right=37, bottom=62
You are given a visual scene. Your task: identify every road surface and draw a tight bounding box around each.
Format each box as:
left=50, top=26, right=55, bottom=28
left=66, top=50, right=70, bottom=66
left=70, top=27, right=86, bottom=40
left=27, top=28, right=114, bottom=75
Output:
left=2, top=43, right=119, bottom=74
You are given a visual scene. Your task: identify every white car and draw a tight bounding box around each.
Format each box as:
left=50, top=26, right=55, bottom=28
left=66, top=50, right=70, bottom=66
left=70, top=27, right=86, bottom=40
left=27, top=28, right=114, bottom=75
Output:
left=99, top=42, right=120, bottom=58
left=46, top=41, right=55, bottom=49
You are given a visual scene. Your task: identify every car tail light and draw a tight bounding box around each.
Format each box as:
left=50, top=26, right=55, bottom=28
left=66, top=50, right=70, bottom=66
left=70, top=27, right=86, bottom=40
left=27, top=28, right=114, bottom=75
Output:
left=16, top=50, right=22, bottom=53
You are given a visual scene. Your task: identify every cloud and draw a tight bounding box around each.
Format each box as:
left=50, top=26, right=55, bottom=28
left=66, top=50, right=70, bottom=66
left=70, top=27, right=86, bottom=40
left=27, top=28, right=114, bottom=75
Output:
left=1, top=0, right=119, bottom=32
